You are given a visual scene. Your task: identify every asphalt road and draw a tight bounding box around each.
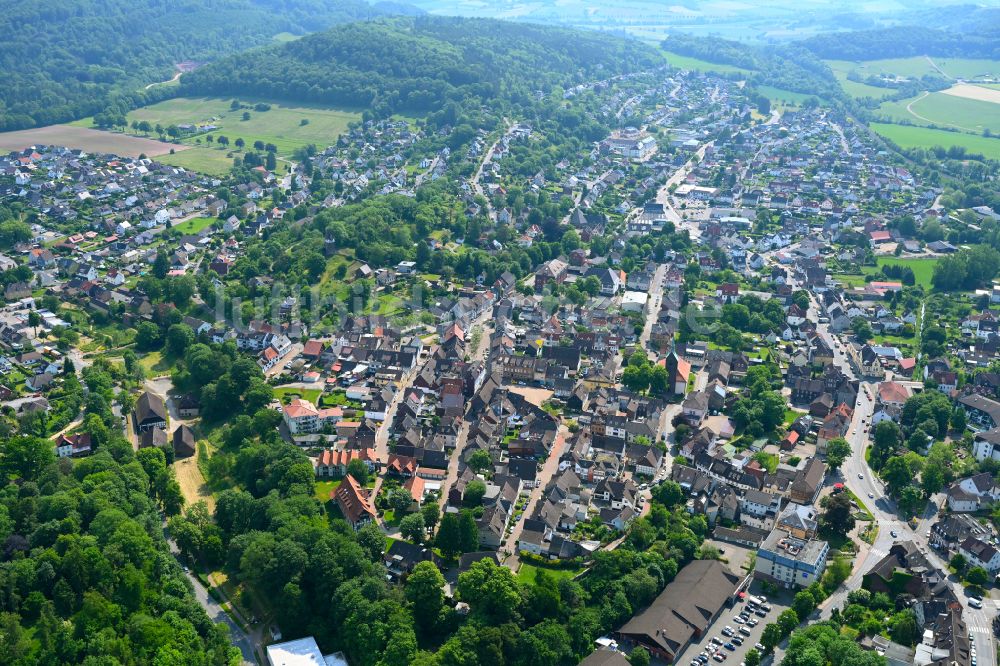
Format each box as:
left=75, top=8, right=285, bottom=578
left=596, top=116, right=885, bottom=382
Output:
left=770, top=248, right=997, bottom=665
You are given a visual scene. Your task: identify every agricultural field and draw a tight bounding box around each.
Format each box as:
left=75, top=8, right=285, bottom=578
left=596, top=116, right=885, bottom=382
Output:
left=837, top=56, right=1000, bottom=81
left=72, top=96, right=360, bottom=174
left=661, top=49, right=753, bottom=75
left=876, top=91, right=1000, bottom=135
left=871, top=122, right=1000, bottom=161
left=0, top=124, right=183, bottom=157
left=756, top=85, right=818, bottom=107
left=825, top=60, right=895, bottom=100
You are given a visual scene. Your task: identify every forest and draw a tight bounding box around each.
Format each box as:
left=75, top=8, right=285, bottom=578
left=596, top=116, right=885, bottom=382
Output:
left=660, top=34, right=844, bottom=105
left=800, top=26, right=1000, bottom=61
left=179, top=16, right=665, bottom=118
left=0, top=0, right=382, bottom=131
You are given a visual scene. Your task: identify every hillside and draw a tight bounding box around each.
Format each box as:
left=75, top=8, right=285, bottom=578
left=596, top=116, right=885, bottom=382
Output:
left=660, top=33, right=845, bottom=104
left=800, top=24, right=1000, bottom=61
left=0, top=0, right=383, bottom=132
left=178, top=16, right=665, bottom=116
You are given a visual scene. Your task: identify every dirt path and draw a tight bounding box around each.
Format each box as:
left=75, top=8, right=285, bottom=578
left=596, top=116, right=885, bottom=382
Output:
left=924, top=55, right=954, bottom=81
left=145, top=71, right=182, bottom=90
left=905, top=91, right=978, bottom=132
left=174, top=455, right=215, bottom=513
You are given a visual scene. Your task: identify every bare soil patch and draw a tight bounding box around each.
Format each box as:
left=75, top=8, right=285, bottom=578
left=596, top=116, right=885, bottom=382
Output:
left=508, top=386, right=553, bottom=407
left=941, top=83, right=1000, bottom=105
left=0, top=125, right=187, bottom=157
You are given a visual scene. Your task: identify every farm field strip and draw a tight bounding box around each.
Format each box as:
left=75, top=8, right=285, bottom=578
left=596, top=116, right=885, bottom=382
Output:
left=0, top=124, right=186, bottom=157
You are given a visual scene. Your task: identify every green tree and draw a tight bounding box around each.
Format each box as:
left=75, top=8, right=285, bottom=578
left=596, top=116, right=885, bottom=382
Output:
left=400, top=512, right=425, bottom=544
left=628, top=646, right=651, bottom=666
left=820, top=492, right=855, bottom=537
left=3, top=436, right=54, bottom=479
left=458, top=509, right=479, bottom=553
left=950, top=552, right=968, bottom=573
left=346, top=459, right=369, bottom=485
left=463, top=479, right=487, bottom=507
left=436, top=512, right=461, bottom=558
left=405, top=561, right=445, bottom=634
left=777, top=608, right=799, bottom=635
left=966, top=566, right=990, bottom=587
left=792, top=590, right=816, bottom=620
left=744, top=648, right=761, bottom=666
left=852, top=317, right=873, bottom=343
left=153, top=252, right=170, bottom=279
left=421, top=502, right=440, bottom=532
left=387, top=487, right=413, bottom=515
left=456, top=559, right=521, bottom=623
left=468, top=449, right=492, bottom=474
left=825, top=437, right=851, bottom=471
left=761, top=623, right=782, bottom=651
left=882, top=456, right=913, bottom=495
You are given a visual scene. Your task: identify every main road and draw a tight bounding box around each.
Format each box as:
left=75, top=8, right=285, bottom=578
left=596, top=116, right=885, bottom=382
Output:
left=767, top=245, right=995, bottom=664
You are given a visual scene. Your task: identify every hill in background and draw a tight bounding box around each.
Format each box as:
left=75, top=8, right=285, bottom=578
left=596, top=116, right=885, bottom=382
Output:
left=178, top=16, right=665, bottom=117
left=0, top=0, right=387, bottom=131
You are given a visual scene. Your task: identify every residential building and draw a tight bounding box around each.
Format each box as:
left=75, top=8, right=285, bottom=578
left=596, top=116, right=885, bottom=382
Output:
left=133, top=391, right=167, bottom=432
left=333, top=474, right=376, bottom=530
left=756, top=529, right=829, bottom=589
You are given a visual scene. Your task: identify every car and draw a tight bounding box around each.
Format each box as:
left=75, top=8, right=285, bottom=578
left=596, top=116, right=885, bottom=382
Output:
left=733, top=616, right=745, bottom=624
left=691, top=661, right=701, bottom=666
left=713, top=655, right=725, bottom=663
left=755, top=643, right=766, bottom=652
left=868, top=492, right=874, bottom=498
left=182, top=565, right=189, bottom=573
left=722, top=628, right=734, bottom=637
left=724, top=643, right=736, bottom=652
left=890, top=530, right=898, bottom=538
left=762, top=604, right=772, bottom=612
left=970, top=597, right=983, bottom=609
left=711, top=637, right=723, bottom=645
left=698, top=656, right=709, bottom=664
left=926, top=531, right=931, bottom=538
left=858, top=473, right=864, bottom=479
left=739, top=627, right=752, bottom=637
left=755, top=609, right=767, bottom=617
left=732, top=637, right=744, bottom=646
left=747, top=619, right=759, bottom=627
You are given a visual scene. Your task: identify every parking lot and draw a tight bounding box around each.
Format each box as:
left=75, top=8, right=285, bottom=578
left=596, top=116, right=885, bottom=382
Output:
left=673, top=584, right=790, bottom=666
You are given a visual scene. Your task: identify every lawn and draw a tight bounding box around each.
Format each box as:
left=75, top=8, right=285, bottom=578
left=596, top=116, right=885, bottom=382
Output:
left=172, top=216, right=216, bottom=235
left=516, top=562, right=582, bottom=585
left=873, top=257, right=937, bottom=289
left=273, top=386, right=321, bottom=405
left=661, top=49, right=753, bottom=75
left=877, top=92, right=1000, bottom=135
left=138, top=350, right=171, bottom=374
left=156, top=147, right=241, bottom=177
left=871, top=123, right=1000, bottom=161
left=73, top=96, right=361, bottom=173
left=314, top=480, right=341, bottom=502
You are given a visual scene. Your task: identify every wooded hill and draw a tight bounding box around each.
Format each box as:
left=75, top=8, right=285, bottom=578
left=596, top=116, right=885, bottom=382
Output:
left=800, top=25, right=1000, bottom=61
left=178, top=17, right=665, bottom=117
left=0, top=0, right=383, bottom=131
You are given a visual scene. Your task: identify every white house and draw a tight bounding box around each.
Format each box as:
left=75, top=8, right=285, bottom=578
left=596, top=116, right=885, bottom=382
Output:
left=946, top=473, right=1000, bottom=512
left=959, top=536, right=1000, bottom=576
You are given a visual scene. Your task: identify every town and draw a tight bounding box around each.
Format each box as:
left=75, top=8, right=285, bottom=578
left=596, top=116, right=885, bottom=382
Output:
left=1, top=51, right=999, bottom=666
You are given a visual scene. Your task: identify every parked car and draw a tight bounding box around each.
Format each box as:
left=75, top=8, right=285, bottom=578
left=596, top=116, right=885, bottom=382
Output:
left=739, top=627, right=752, bottom=636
